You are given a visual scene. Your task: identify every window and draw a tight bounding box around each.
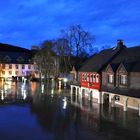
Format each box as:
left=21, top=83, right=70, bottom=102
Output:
left=2, top=71, right=5, bottom=75
left=120, top=75, right=127, bottom=85
left=28, top=64, right=31, bottom=69
left=15, top=71, right=18, bottom=75
left=93, top=74, right=96, bottom=82
left=9, top=64, right=12, bottom=69
left=96, top=75, right=99, bottom=83
left=87, top=74, right=89, bottom=82
left=90, top=74, right=93, bottom=82
left=108, top=74, right=114, bottom=83
left=83, top=73, right=87, bottom=81
left=2, top=64, right=5, bottom=69
left=9, top=71, right=12, bottom=75
left=22, top=64, right=25, bottom=69
left=15, top=64, right=18, bottom=69
left=82, top=73, right=84, bottom=81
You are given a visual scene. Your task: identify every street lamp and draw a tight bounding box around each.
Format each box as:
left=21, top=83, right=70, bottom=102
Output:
left=63, top=78, right=68, bottom=88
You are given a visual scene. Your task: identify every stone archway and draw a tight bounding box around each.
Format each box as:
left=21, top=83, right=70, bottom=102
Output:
left=89, top=90, right=93, bottom=101
left=72, top=86, right=77, bottom=102
left=103, top=93, right=109, bottom=105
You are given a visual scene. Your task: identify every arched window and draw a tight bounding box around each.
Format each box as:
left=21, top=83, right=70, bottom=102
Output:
left=93, top=74, right=96, bottom=83
left=90, top=74, right=93, bottom=82
left=96, top=74, right=99, bottom=83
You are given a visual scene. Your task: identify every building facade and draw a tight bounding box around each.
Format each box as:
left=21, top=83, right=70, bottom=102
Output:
left=70, top=40, right=140, bottom=115
left=0, top=43, right=38, bottom=81
left=75, top=40, right=125, bottom=103
left=101, top=45, right=140, bottom=113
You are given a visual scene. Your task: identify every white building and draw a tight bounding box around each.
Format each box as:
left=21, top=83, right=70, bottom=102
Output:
left=0, top=43, right=39, bottom=81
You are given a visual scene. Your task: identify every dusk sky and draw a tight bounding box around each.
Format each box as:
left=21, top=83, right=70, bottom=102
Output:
left=0, top=0, right=140, bottom=50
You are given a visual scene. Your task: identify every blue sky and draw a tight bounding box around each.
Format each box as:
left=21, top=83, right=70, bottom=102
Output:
left=0, top=0, right=140, bottom=49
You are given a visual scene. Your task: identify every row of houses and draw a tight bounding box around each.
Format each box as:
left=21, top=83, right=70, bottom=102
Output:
left=71, top=40, right=140, bottom=115
left=0, top=43, right=39, bottom=81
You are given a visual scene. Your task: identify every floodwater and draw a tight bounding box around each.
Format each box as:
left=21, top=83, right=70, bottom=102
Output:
left=0, top=81, right=140, bottom=140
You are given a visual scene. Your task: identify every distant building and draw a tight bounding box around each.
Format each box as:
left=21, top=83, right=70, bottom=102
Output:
left=0, top=43, right=38, bottom=81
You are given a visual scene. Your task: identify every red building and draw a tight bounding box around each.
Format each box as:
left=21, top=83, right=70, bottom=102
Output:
left=79, top=72, right=100, bottom=90
left=78, top=40, right=126, bottom=103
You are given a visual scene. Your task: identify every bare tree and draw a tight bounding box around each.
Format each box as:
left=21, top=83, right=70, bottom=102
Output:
left=33, top=41, right=59, bottom=85
left=60, top=24, right=94, bottom=58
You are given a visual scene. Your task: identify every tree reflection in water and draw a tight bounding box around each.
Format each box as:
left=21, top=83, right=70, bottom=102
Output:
left=0, top=82, right=140, bottom=140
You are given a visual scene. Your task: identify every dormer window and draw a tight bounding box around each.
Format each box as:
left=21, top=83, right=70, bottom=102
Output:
left=108, top=74, right=114, bottom=84
left=3, top=56, right=11, bottom=62
left=120, top=75, right=127, bottom=85
left=17, top=56, right=24, bottom=63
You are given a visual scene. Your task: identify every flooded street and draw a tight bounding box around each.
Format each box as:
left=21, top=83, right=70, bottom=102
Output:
left=0, top=82, right=140, bottom=140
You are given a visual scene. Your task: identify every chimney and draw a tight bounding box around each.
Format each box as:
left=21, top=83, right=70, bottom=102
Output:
left=113, top=39, right=126, bottom=50
left=117, top=39, right=123, bottom=46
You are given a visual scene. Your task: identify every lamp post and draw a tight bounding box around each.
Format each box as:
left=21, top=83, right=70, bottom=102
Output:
left=63, top=78, right=68, bottom=88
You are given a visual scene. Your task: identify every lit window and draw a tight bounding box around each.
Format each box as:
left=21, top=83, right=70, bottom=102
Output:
left=22, top=64, right=25, bottom=69
left=15, top=71, right=18, bottom=75
left=2, top=71, right=5, bottom=75
left=9, top=71, right=12, bottom=75
left=120, top=75, right=127, bottom=85
left=96, top=75, right=99, bottom=83
left=82, top=73, right=84, bottom=81
left=28, top=64, right=31, bottom=69
left=15, top=64, right=18, bottom=69
left=2, top=64, right=5, bottom=69
left=108, top=74, right=114, bottom=83
left=84, top=73, right=87, bottom=81
left=87, top=74, right=89, bottom=82
left=93, top=74, right=96, bottom=82
left=9, top=64, right=12, bottom=69
left=90, top=74, right=93, bottom=82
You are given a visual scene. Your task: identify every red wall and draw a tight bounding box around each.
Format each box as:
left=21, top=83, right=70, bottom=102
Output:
left=80, top=72, right=100, bottom=90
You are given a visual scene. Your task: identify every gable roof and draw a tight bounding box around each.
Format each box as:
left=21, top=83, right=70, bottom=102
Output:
left=106, top=63, right=120, bottom=72
left=79, top=46, right=124, bottom=72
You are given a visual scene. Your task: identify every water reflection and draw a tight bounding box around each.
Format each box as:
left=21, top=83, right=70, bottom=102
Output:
left=0, top=82, right=140, bottom=140
left=0, top=81, right=40, bottom=104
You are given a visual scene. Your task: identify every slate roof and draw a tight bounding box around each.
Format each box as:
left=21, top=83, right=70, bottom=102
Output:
left=110, top=46, right=140, bottom=72
left=111, top=46, right=140, bottom=63
left=131, top=61, right=140, bottom=72
left=79, top=46, right=125, bottom=72
left=0, top=43, right=32, bottom=64
left=0, top=43, right=30, bottom=52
